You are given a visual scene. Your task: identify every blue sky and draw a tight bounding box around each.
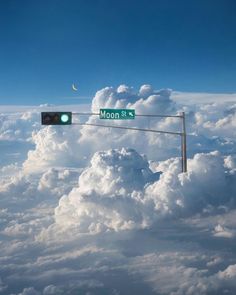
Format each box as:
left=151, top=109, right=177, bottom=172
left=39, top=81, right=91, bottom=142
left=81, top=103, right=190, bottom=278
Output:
left=0, top=0, right=236, bottom=105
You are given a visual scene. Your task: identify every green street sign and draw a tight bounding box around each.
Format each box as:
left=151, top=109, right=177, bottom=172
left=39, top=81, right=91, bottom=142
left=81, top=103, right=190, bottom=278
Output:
left=100, top=108, right=135, bottom=120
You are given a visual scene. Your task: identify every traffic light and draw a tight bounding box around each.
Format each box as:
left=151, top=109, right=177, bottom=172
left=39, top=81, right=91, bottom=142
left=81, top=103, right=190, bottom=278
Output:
left=41, top=112, right=72, bottom=125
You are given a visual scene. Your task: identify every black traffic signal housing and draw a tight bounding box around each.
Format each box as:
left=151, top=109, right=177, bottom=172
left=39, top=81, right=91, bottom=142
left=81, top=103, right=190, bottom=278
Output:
left=41, top=112, right=72, bottom=125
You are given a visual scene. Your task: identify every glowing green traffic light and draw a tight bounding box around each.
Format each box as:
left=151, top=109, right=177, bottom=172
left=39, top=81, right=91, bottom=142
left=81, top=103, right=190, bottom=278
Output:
left=41, top=112, right=72, bottom=125
left=61, top=114, right=70, bottom=123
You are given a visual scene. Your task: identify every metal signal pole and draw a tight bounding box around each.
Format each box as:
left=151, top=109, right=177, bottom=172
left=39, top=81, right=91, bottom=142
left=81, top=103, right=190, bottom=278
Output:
left=72, top=111, right=188, bottom=173
left=181, top=112, right=187, bottom=173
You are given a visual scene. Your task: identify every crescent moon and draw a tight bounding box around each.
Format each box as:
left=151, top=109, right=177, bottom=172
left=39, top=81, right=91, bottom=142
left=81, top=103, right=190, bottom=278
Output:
left=72, top=84, right=78, bottom=91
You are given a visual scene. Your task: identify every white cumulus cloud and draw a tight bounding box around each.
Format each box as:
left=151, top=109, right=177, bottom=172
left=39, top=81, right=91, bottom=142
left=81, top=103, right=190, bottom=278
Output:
left=55, top=148, right=160, bottom=233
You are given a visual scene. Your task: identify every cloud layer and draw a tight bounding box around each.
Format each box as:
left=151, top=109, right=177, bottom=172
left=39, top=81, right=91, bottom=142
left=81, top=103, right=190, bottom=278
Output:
left=0, top=85, right=236, bottom=294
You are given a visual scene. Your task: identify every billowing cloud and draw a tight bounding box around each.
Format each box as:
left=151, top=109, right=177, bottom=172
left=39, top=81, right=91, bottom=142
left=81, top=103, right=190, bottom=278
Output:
left=0, top=111, right=40, bottom=142
left=54, top=148, right=236, bottom=235
left=23, top=125, right=84, bottom=173
left=55, top=148, right=160, bottom=233
left=146, top=151, right=236, bottom=218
